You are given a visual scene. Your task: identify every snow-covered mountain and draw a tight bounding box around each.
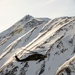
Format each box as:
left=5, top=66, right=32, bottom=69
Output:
left=0, top=15, right=75, bottom=75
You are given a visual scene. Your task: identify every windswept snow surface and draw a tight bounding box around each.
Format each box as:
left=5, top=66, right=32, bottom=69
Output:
left=0, top=15, right=75, bottom=75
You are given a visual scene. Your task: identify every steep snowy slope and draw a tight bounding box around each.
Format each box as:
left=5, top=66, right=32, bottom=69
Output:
left=0, top=15, right=75, bottom=75
left=0, top=15, right=49, bottom=56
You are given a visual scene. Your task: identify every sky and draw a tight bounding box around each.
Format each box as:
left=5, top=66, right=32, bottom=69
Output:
left=0, top=0, right=75, bottom=32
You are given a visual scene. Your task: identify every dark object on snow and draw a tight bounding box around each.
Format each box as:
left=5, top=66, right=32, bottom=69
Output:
left=15, top=54, right=47, bottom=62
left=65, top=67, right=71, bottom=75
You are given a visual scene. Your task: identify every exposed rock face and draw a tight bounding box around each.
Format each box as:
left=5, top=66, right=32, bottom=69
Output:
left=0, top=15, right=75, bottom=75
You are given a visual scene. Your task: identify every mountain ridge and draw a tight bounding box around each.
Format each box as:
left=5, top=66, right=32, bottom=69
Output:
left=0, top=15, right=75, bottom=75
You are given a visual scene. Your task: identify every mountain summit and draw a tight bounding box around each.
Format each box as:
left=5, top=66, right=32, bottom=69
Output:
left=0, top=15, right=75, bottom=75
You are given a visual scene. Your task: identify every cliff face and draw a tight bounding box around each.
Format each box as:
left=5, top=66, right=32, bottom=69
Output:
left=0, top=15, right=75, bottom=75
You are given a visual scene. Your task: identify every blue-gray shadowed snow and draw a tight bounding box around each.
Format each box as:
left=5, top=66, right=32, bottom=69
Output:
left=0, top=15, right=75, bottom=75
